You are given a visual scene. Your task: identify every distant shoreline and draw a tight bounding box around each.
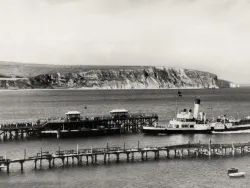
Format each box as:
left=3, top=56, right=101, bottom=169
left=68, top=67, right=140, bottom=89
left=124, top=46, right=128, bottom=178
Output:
left=0, top=87, right=237, bottom=92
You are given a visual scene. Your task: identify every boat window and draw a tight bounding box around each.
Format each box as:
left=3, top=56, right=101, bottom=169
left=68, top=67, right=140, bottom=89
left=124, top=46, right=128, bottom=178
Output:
left=190, top=125, right=194, bottom=128
left=176, top=125, right=179, bottom=128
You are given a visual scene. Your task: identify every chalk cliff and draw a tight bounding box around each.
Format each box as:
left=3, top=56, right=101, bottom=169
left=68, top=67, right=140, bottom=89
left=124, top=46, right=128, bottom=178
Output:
left=0, top=62, right=234, bottom=89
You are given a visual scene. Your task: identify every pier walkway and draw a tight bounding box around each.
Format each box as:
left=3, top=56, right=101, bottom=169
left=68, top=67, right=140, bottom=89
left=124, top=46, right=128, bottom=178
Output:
left=0, top=113, right=158, bottom=139
left=1, top=140, right=250, bottom=174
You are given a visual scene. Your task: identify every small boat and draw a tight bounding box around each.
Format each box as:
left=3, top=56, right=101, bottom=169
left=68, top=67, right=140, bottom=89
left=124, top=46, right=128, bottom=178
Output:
left=228, top=168, right=245, bottom=177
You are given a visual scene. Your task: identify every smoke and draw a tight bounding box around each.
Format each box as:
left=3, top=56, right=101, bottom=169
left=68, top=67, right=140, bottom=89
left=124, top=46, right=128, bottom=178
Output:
left=0, top=0, right=250, bottom=83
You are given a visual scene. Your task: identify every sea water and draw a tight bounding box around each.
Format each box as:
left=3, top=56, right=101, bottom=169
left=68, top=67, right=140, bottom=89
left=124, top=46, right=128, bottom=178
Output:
left=0, top=88, right=250, bottom=188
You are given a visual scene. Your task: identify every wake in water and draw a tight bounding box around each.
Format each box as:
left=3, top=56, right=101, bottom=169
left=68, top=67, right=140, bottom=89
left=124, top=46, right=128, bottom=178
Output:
left=212, top=130, right=250, bottom=134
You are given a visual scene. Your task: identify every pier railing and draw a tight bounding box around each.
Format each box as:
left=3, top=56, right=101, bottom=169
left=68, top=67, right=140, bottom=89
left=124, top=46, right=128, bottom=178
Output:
left=1, top=140, right=250, bottom=174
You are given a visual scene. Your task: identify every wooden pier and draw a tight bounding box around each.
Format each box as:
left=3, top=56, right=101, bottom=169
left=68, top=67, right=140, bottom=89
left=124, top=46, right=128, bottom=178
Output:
left=0, top=112, right=158, bottom=139
left=1, top=140, right=250, bottom=174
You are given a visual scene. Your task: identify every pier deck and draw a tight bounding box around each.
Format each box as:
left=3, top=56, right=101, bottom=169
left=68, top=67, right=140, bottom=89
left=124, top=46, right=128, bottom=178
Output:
left=0, top=113, right=158, bottom=139
left=1, top=140, right=250, bottom=174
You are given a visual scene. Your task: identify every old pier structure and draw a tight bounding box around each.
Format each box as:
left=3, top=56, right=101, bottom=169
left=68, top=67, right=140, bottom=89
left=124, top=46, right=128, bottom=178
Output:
left=1, top=141, right=250, bottom=173
left=0, top=109, right=158, bottom=139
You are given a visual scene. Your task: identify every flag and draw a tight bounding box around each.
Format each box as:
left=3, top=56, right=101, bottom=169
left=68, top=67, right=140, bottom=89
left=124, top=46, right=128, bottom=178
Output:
left=177, top=91, right=182, bottom=97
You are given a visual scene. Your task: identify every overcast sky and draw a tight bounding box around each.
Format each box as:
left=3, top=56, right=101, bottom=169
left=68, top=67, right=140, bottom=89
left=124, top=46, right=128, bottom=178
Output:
left=0, top=0, right=250, bottom=83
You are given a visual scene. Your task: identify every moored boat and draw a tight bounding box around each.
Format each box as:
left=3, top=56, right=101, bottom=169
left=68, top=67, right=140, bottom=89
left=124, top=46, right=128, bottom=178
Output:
left=228, top=168, right=245, bottom=177
left=143, top=99, right=211, bottom=134
left=211, top=115, right=250, bottom=133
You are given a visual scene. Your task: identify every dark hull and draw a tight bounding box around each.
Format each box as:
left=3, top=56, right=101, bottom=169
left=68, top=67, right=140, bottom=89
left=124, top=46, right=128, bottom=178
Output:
left=213, top=126, right=250, bottom=132
left=142, top=128, right=211, bottom=135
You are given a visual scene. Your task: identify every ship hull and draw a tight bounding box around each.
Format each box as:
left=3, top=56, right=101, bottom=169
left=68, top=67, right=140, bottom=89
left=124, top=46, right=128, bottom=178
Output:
left=142, top=127, right=211, bottom=135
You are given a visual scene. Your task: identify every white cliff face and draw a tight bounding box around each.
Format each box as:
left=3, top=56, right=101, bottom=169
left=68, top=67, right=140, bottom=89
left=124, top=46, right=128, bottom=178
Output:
left=0, top=65, right=233, bottom=90
left=29, top=67, right=220, bottom=89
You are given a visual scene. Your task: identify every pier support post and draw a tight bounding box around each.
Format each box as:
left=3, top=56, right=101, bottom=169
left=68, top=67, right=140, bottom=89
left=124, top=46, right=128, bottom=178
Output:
left=34, top=160, right=37, bottom=170
left=48, top=159, right=52, bottom=169
left=86, top=156, right=89, bottom=165
left=95, top=155, right=97, bottom=164
left=180, top=150, right=183, bottom=159
left=15, top=131, right=18, bottom=139
left=20, top=161, right=24, bottom=173
left=166, top=149, right=170, bottom=159
left=232, top=143, right=235, bottom=156
left=76, top=156, right=80, bottom=166
left=104, top=154, right=107, bottom=164
left=132, top=152, right=134, bottom=161
left=66, top=157, right=69, bottom=165
left=21, top=129, right=24, bottom=139
left=145, top=152, right=148, bottom=160
left=57, top=131, right=60, bottom=139
left=108, top=154, right=110, bottom=163
left=6, top=162, right=10, bottom=174
left=141, top=152, right=144, bottom=161
left=61, top=157, right=65, bottom=168
left=91, top=155, right=94, bottom=164
left=208, top=141, right=211, bottom=158
left=52, top=158, right=55, bottom=167
left=116, top=153, right=120, bottom=163
left=126, top=153, right=129, bottom=162
left=9, top=131, right=12, bottom=140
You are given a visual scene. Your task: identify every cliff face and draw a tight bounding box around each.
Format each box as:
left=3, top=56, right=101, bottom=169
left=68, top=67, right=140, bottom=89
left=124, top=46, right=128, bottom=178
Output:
left=0, top=65, right=233, bottom=90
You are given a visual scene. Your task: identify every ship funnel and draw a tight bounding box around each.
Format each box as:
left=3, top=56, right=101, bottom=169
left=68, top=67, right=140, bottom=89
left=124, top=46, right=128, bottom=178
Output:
left=193, top=99, right=200, bottom=119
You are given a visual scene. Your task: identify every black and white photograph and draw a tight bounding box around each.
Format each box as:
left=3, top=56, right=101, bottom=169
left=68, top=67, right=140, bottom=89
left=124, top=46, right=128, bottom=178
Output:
left=0, top=0, right=250, bottom=187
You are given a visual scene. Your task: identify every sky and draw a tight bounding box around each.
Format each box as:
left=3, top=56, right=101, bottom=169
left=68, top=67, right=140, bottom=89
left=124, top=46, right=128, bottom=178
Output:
left=0, top=0, right=250, bottom=83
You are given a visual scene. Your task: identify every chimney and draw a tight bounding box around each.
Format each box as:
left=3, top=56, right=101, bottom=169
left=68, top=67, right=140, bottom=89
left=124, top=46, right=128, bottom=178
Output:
left=200, top=112, right=203, bottom=121
left=193, top=99, right=200, bottom=119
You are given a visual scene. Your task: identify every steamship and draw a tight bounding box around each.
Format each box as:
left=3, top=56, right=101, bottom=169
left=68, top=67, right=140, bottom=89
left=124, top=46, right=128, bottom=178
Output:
left=142, top=99, right=211, bottom=134
left=210, top=115, right=250, bottom=133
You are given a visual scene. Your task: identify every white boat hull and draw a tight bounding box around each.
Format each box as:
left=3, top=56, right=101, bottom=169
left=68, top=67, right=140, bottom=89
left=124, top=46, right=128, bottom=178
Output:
left=229, top=172, right=245, bottom=177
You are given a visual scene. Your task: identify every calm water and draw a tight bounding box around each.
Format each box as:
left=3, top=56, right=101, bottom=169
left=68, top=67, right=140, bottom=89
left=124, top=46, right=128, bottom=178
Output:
left=1, top=88, right=250, bottom=188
